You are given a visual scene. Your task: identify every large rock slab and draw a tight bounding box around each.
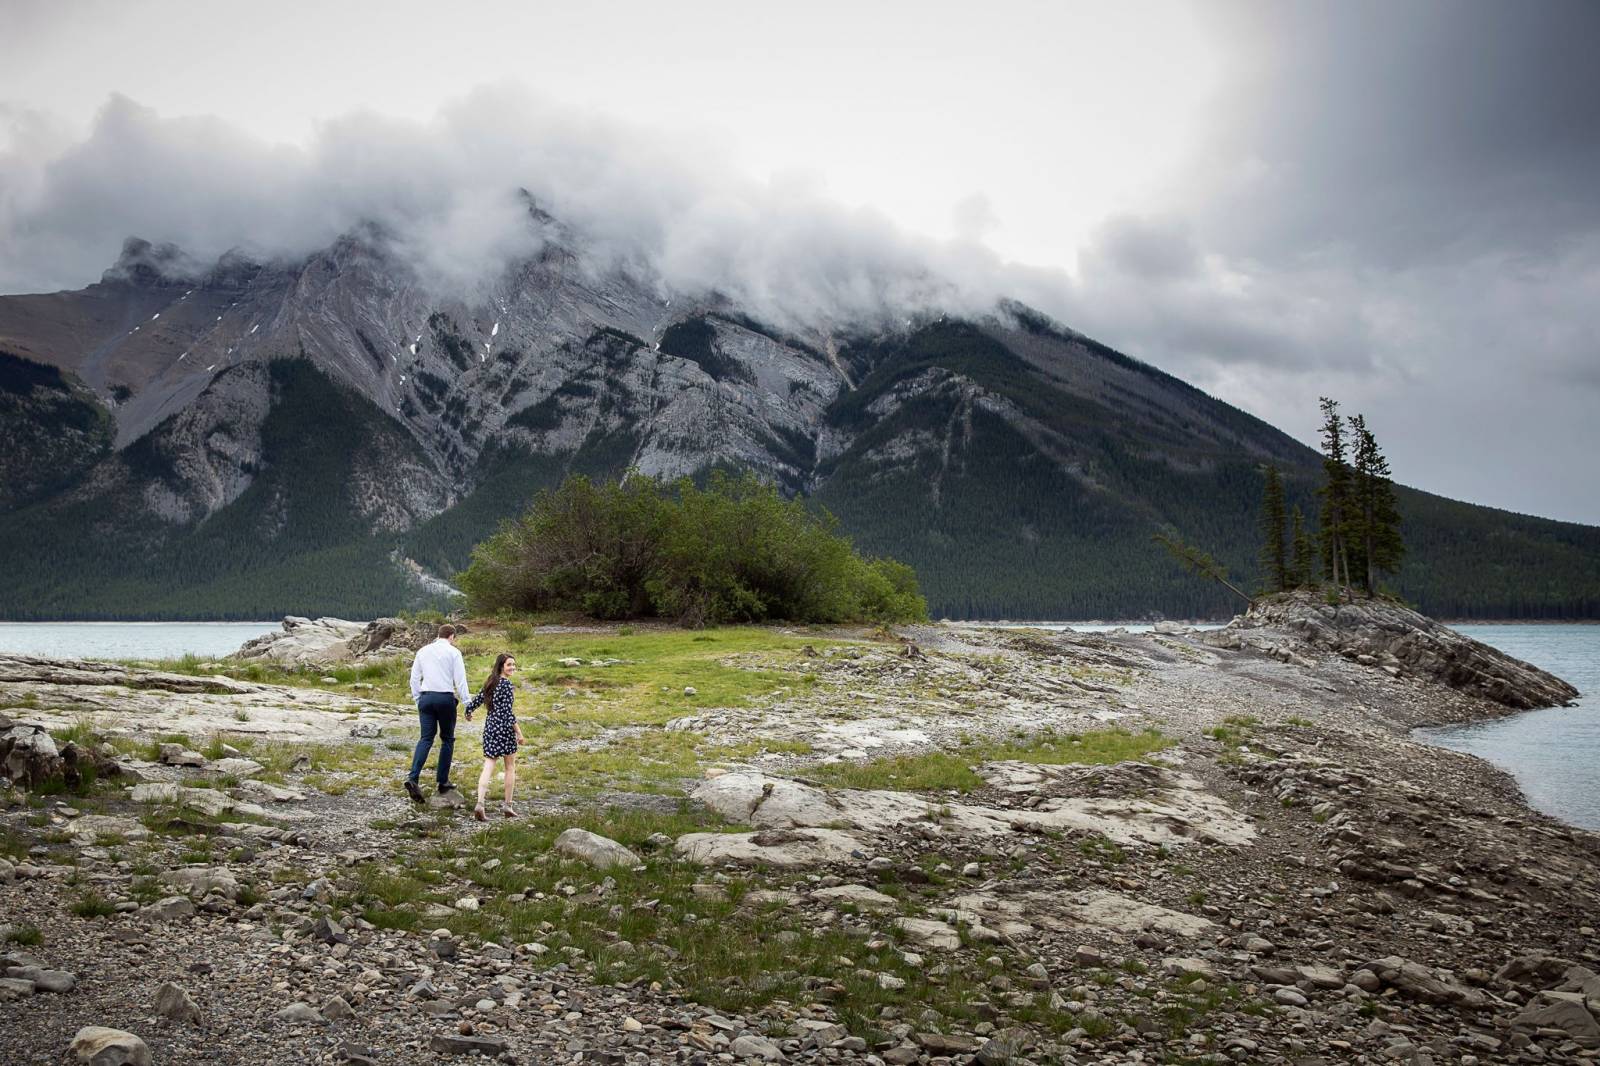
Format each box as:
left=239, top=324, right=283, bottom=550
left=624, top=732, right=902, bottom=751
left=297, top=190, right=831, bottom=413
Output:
left=691, top=768, right=1254, bottom=849
left=676, top=828, right=863, bottom=868
left=0, top=656, right=398, bottom=741
left=951, top=889, right=1217, bottom=940
left=1212, top=593, right=1579, bottom=710
left=230, top=617, right=368, bottom=664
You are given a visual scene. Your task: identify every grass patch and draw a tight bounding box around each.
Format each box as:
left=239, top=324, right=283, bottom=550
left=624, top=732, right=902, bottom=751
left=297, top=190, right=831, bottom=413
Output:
left=336, top=802, right=1032, bottom=1035
left=0, top=825, right=32, bottom=861
left=813, top=728, right=1173, bottom=794
left=135, top=627, right=839, bottom=721
left=68, top=891, right=117, bottom=918
left=4, top=923, right=42, bottom=946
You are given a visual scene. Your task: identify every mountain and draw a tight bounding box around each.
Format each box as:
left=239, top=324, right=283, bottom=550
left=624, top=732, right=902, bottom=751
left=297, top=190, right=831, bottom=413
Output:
left=2, top=216, right=1597, bottom=621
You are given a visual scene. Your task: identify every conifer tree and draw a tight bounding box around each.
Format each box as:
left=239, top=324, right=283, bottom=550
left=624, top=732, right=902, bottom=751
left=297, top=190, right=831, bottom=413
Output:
left=1290, top=506, right=1315, bottom=588
left=1317, top=397, right=1354, bottom=588
left=1154, top=531, right=1254, bottom=607
left=1348, top=414, right=1405, bottom=594
left=1259, top=465, right=1288, bottom=592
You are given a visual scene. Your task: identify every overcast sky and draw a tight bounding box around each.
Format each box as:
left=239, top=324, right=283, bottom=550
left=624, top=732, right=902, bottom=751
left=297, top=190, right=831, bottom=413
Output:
left=2, top=0, right=1596, bottom=523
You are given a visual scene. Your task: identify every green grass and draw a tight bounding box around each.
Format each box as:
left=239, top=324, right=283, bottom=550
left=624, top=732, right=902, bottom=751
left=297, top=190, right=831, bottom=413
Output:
left=334, top=803, right=1057, bottom=1037
left=812, top=728, right=1173, bottom=794
left=136, top=627, right=842, bottom=719
left=1078, top=834, right=1127, bottom=865
left=3, top=923, right=42, bottom=946
left=68, top=890, right=117, bottom=918
left=0, top=825, right=32, bottom=861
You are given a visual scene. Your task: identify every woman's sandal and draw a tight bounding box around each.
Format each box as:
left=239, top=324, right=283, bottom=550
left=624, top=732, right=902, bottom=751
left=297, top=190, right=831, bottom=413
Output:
left=473, top=805, right=487, bottom=822
left=501, top=805, right=517, bottom=819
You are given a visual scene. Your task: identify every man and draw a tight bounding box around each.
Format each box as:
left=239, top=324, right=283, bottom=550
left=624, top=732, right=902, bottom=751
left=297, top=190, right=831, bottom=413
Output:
left=406, top=623, right=470, bottom=803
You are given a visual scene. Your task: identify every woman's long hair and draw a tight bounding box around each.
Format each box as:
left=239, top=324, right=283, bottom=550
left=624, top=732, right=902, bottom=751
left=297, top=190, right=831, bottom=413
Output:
left=481, top=653, right=512, bottom=702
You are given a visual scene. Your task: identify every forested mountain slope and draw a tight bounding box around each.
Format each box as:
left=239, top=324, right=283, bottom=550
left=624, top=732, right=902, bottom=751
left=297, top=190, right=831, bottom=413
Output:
left=2, top=220, right=1595, bottom=620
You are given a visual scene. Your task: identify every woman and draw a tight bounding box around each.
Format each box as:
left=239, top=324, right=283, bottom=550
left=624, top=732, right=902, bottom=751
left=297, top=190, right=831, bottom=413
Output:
left=463, top=653, right=523, bottom=821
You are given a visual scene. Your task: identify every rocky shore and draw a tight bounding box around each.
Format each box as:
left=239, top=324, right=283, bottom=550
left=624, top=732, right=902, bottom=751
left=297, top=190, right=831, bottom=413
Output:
left=2, top=598, right=1595, bottom=1065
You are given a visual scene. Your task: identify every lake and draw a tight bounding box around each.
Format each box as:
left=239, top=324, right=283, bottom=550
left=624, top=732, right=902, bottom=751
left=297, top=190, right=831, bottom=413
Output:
left=0, top=621, right=281, bottom=661
left=1415, top=624, right=1598, bottom=831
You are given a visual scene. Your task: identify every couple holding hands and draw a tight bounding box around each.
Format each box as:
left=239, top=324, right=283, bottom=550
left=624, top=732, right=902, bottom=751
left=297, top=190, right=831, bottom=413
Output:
left=404, top=623, right=524, bottom=822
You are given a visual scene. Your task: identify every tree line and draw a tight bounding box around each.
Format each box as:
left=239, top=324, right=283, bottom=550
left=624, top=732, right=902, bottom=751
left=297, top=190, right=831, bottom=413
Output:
left=1163, top=397, right=1406, bottom=605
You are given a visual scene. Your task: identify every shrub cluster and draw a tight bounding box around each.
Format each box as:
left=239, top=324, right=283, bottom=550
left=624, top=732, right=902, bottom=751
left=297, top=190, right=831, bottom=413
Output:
left=459, top=472, right=927, bottom=626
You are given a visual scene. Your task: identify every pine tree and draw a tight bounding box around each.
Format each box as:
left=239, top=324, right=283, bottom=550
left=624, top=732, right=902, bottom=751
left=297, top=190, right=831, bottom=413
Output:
left=1259, top=465, right=1288, bottom=592
left=1290, top=506, right=1315, bottom=588
left=1153, top=531, right=1255, bottom=608
left=1348, top=414, right=1405, bottom=594
left=1317, top=397, right=1353, bottom=588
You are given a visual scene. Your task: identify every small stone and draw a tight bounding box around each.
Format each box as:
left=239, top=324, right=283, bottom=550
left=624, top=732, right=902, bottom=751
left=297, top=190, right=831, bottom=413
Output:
left=455, top=896, right=480, bottom=912
left=683, top=686, right=697, bottom=696
left=322, top=995, right=354, bottom=1020
left=427, top=1034, right=510, bottom=1056
left=145, top=896, right=195, bottom=921
left=275, top=1002, right=325, bottom=1024
left=427, top=789, right=465, bottom=810
left=729, top=1034, right=785, bottom=1061
left=1274, top=987, right=1309, bottom=1006
left=961, top=862, right=984, bottom=878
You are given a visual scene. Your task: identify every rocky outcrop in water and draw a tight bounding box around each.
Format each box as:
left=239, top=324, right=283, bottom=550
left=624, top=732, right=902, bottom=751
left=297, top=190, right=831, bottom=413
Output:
left=230, top=616, right=442, bottom=665
left=1208, top=592, right=1580, bottom=710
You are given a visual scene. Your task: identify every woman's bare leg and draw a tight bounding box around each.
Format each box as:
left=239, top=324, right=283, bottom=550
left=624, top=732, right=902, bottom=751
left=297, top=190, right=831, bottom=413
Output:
left=476, top=758, right=494, bottom=810
left=502, top=756, right=517, bottom=809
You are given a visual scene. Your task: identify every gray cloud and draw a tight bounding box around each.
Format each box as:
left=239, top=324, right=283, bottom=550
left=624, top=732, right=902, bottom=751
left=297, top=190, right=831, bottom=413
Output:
left=2, top=7, right=1598, bottom=525
left=1056, top=1, right=1600, bottom=523
left=0, top=88, right=1038, bottom=336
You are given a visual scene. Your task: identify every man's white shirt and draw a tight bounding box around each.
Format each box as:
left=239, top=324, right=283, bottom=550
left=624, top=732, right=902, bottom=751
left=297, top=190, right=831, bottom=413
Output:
left=410, top=639, right=469, bottom=702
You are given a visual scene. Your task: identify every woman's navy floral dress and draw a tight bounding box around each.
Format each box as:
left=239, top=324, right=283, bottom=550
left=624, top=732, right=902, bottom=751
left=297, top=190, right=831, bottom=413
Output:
left=465, top=678, right=517, bottom=758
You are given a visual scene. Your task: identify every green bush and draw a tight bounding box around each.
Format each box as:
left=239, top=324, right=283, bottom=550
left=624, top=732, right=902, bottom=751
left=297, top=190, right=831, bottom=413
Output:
left=460, top=472, right=927, bottom=626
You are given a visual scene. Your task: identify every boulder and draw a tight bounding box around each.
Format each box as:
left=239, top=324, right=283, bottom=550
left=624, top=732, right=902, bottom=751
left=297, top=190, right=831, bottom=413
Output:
left=230, top=617, right=369, bottom=664
left=553, top=828, right=641, bottom=870
left=68, top=1027, right=151, bottom=1066
left=154, top=981, right=202, bottom=1024
left=1366, top=955, right=1490, bottom=1007
left=895, top=917, right=962, bottom=951
left=342, top=617, right=443, bottom=658
left=145, top=896, right=196, bottom=921
left=0, top=718, right=61, bottom=788
left=1513, top=994, right=1600, bottom=1047
left=9, top=966, right=76, bottom=993
left=161, top=867, right=241, bottom=900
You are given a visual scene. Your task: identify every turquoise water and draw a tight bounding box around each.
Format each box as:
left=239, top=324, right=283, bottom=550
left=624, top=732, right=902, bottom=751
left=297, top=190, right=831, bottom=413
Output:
left=1415, top=624, right=1598, bottom=830
left=0, top=621, right=280, bottom=661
